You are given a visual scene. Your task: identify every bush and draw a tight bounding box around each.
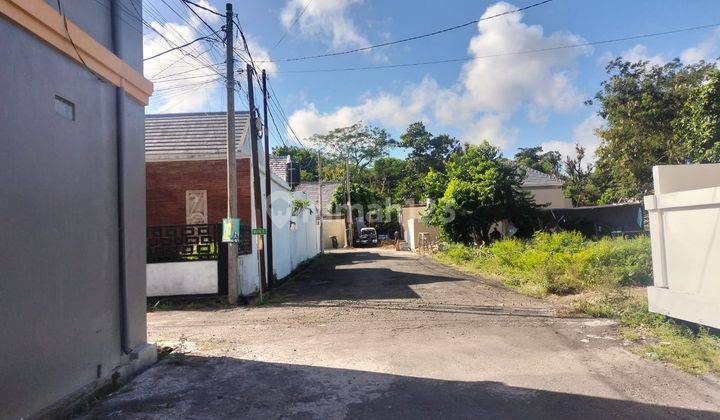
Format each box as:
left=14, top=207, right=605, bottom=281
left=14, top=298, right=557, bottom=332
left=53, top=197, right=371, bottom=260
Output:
left=435, top=231, right=651, bottom=296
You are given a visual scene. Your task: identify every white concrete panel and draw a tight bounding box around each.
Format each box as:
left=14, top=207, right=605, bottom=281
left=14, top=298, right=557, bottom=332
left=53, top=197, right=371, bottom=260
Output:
left=653, top=163, right=720, bottom=194
left=645, top=164, right=720, bottom=329
left=663, top=207, right=720, bottom=295
left=147, top=261, right=218, bottom=297
left=648, top=286, right=720, bottom=329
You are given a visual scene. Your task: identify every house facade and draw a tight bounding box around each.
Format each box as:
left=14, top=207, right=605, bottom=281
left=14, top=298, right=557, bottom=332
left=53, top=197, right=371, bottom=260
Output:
left=0, top=1, right=154, bottom=417
left=521, top=167, right=573, bottom=209
left=145, top=112, right=319, bottom=298
left=294, top=181, right=348, bottom=248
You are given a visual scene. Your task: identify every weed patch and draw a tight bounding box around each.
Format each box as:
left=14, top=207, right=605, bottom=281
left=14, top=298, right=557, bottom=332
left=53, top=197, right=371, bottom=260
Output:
left=432, top=232, right=720, bottom=375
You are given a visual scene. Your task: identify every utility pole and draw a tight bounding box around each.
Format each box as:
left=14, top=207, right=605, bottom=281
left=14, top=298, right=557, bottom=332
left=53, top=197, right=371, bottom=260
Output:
left=247, top=64, right=267, bottom=295
left=224, top=3, right=238, bottom=304
left=318, top=150, right=324, bottom=254
left=261, top=70, right=274, bottom=287
left=344, top=155, right=353, bottom=248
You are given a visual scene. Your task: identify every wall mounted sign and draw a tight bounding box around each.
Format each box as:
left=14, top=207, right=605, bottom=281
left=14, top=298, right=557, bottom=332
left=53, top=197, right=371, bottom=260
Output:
left=222, top=218, right=240, bottom=243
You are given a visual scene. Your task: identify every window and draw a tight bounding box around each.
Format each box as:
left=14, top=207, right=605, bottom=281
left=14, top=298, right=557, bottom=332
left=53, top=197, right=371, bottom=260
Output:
left=54, top=95, right=75, bottom=121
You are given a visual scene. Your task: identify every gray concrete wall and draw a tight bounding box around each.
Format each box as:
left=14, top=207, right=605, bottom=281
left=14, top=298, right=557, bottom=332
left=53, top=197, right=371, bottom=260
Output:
left=0, top=1, right=150, bottom=418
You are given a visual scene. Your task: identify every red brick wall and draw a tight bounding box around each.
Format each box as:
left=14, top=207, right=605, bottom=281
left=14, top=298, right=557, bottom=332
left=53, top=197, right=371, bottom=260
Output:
left=146, top=158, right=252, bottom=226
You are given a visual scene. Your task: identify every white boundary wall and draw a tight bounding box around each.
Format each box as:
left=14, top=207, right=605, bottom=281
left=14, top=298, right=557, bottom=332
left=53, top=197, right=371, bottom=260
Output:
left=645, top=164, right=720, bottom=329
left=147, top=260, right=218, bottom=297
left=237, top=160, right=320, bottom=296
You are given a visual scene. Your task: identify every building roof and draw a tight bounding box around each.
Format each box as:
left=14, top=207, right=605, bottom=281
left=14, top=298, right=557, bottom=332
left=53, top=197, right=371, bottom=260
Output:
left=145, top=112, right=250, bottom=161
left=269, top=156, right=290, bottom=181
left=521, top=167, right=564, bottom=187
left=294, top=182, right=343, bottom=215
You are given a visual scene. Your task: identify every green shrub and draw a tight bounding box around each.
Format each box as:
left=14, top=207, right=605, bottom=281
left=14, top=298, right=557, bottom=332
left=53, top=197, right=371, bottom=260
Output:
left=582, top=236, right=653, bottom=287
left=442, top=242, right=479, bottom=263
left=435, top=232, right=650, bottom=296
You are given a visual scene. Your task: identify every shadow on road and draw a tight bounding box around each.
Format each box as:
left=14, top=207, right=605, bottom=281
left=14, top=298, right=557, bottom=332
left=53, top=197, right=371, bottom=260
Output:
left=279, top=251, right=470, bottom=301
left=84, top=355, right=720, bottom=419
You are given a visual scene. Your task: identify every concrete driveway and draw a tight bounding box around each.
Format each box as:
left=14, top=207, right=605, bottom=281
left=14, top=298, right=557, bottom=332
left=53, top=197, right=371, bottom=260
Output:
left=86, top=249, right=720, bottom=419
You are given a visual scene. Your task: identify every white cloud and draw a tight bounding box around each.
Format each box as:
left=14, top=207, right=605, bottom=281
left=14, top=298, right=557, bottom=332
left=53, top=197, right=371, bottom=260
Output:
left=144, top=21, right=221, bottom=112
left=288, top=78, right=433, bottom=139
left=144, top=1, right=276, bottom=112
left=619, top=44, right=665, bottom=66
left=458, top=3, right=589, bottom=115
left=280, top=0, right=369, bottom=50
left=681, top=28, right=720, bottom=64
left=541, top=113, right=604, bottom=163
left=186, top=0, right=221, bottom=29
left=464, top=114, right=518, bottom=148
left=286, top=2, right=589, bottom=149
left=237, top=37, right=279, bottom=75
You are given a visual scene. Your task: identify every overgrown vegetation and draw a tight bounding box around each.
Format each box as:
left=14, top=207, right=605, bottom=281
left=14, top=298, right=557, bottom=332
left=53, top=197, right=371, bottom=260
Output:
left=423, top=142, right=539, bottom=244
left=290, top=198, right=312, bottom=216
left=432, top=232, right=720, bottom=375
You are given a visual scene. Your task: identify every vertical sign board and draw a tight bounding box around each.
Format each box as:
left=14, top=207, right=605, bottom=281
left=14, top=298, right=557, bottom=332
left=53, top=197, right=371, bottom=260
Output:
left=222, top=218, right=240, bottom=243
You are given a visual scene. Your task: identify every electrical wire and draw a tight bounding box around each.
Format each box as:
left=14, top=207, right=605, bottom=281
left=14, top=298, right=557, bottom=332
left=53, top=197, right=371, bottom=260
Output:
left=144, top=34, right=216, bottom=61
left=274, top=22, right=720, bottom=74
left=56, top=0, right=103, bottom=82
left=257, top=0, right=554, bottom=63
left=272, top=0, right=313, bottom=50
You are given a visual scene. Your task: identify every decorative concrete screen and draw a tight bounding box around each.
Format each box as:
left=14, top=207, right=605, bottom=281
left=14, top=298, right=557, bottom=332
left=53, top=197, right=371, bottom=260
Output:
left=644, top=163, right=720, bottom=329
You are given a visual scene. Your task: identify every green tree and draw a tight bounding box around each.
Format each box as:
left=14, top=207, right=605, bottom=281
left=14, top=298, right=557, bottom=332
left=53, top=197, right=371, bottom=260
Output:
left=272, top=145, right=319, bottom=182
left=591, top=58, right=716, bottom=202
left=563, top=145, right=602, bottom=206
left=368, top=157, right=406, bottom=201
left=397, top=122, right=461, bottom=201
left=400, top=122, right=461, bottom=172
left=309, top=123, right=395, bottom=181
left=329, top=183, right=382, bottom=217
left=673, top=68, right=720, bottom=163
left=514, top=146, right=563, bottom=178
left=424, top=142, right=538, bottom=244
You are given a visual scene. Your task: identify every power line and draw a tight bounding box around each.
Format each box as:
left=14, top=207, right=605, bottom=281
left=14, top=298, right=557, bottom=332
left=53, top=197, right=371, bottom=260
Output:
left=180, top=0, right=224, bottom=42
left=267, top=79, right=305, bottom=147
left=151, top=59, right=225, bottom=80
left=137, top=2, right=225, bottom=79
left=258, top=0, right=554, bottom=63
left=153, top=72, right=223, bottom=83
left=181, top=0, right=224, bottom=17
left=144, top=34, right=217, bottom=61
left=233, top=24, right=303, bottom=148
left=275, top=22, right=720, bottom=74
left=272, top=0, right=313, bottom=50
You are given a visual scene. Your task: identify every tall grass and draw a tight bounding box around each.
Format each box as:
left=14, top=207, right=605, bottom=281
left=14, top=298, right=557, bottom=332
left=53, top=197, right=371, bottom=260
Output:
left=436, top=232, right=652, bottom=297
left=433, top=232, right=720, bottom=375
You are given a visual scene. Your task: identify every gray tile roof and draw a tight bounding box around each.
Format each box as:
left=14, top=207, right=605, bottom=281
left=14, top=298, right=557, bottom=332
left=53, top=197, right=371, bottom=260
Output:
left=145, top=112, right=250, bottom=161
left=521, top=167, right=564, bottom=187
left=294, top=182, right=343, bottom=216
left=269, top=156, right=290, bottom=181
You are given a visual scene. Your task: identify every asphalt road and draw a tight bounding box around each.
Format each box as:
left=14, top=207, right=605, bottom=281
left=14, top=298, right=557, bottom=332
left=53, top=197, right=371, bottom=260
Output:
left=85, top=249, right=720, bottom=419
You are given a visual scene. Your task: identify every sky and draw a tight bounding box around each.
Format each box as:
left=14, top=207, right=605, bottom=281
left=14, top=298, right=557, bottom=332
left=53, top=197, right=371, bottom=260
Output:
left=139, top=0, right=720, bottom=161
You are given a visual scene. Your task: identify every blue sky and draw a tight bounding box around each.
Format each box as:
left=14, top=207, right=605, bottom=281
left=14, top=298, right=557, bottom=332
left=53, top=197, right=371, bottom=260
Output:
left=142, top=0, right=720, bottom=160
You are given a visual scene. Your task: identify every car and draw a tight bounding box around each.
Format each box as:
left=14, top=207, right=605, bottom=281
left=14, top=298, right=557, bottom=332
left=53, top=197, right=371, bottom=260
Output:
left=356, top=227, right=379, bottom=247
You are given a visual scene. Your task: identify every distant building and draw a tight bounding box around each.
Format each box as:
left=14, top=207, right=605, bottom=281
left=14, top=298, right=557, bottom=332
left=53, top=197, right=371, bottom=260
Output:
left=400, top=167, right=572, bottom=250
left=295, top=182, right=346, bottom=248
left=269, top=155, right=298, bottom=187
left=521, top=167, right=573, bottom=209
left=1, top=1, right=154, bottom=417
left=144, top=112, right=319, bottom=297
